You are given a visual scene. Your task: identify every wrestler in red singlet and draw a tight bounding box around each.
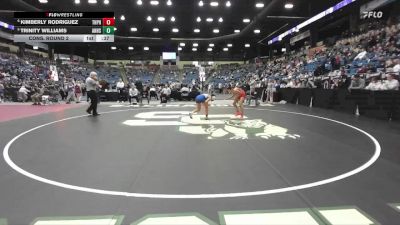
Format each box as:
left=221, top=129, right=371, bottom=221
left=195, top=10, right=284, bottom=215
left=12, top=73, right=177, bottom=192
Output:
left=228, top=87, right=246, bottom=119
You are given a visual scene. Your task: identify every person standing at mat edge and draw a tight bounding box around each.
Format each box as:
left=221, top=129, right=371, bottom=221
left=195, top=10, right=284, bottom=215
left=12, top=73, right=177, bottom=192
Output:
left=86, top=72, right=101, bottom=116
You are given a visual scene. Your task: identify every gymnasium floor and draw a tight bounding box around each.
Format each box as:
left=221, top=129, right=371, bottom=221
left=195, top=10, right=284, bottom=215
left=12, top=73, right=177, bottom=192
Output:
left=0, top=99, right=400, bottom=225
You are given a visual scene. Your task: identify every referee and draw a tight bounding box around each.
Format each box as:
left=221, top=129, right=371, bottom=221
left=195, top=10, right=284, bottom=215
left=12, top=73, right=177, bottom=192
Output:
left=86, top=72, right=100, bottom=116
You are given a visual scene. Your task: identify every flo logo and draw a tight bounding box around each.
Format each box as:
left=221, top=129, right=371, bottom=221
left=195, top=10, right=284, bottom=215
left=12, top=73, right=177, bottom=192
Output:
left=123, top=111, right=300, bottom=140
left=362, top=11, right=383, bottom=19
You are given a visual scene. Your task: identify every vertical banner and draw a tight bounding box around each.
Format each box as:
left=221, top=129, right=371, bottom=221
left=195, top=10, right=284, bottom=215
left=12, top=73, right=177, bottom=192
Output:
left=49, top=65, right=59, bottom=81
left=199, top=66, right=206, bottom=82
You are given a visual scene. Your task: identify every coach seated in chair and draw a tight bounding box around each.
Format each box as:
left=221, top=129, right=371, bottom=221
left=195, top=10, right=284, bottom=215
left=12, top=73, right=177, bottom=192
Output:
left=170, top=88, right=181, bottom=101
left=160, top=85, right=171, bottom=103
left=149, top=85, right=158, bottom=100
left=140, top=86, right=150, bottom=104
left=180, top=85, right=190, bottom=101
left=246, top=89, right=260, bottom=106
left=128, top=85, right=140, bottom=105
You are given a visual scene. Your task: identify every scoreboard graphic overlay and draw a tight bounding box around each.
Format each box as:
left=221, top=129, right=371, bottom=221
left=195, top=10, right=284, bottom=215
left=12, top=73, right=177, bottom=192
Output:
left=14, top=12, right=114, bottom=43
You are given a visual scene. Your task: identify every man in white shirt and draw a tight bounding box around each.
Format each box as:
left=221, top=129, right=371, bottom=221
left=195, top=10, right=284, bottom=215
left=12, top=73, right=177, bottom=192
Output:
left=149, top=85, right=158, bottom=100
left=116, top=79, right=125, bottom=103
left=381, top=74, right=399, bottom=91
left=393, top=63, right=400, bottom=74
left=354, top=51, right=367, bottom=60
left=365, top=77, right=382, bottom=91
left=86, top=72, right=101, bottom=116
left=207, top=82, right=214, bottom=94
left=218, top=82, right=223, bottom=94
left=286, top=79, right=295, bottom=88
left=165, top=85, right=171, bottom=96
left=128, top=86, right=139, bottom=105
left=181, top=86, right=190, bottom=93
left=160, top=85, right=171, bottom=103
left=116, top=79, right=125, bottom=89
left=180, top=85, right=190, bottom=100
left=18, top=85, right=30, bottom=102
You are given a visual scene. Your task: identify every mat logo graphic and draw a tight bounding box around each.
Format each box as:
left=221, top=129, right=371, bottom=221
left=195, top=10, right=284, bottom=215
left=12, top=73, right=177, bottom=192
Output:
left=123, top=111, right=300, bottom=140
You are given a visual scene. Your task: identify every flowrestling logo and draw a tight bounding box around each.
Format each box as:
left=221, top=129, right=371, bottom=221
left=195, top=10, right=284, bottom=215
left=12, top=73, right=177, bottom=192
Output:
left=123, top=111, right=300, bottom=140
left=362, top=11, right=383, bottom=19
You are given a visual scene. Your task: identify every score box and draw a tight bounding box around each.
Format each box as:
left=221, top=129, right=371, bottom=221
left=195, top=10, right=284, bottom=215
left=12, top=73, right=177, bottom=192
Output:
left=102, top=26, right=114, bottom=35
left=102, top=18, right=115, bottom=26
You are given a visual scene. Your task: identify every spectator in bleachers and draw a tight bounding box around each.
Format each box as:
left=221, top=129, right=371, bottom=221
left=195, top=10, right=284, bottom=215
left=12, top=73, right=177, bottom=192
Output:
left=381, top=73, right=399, bottom=90
left=393, top=59, right=400, bottom=74
left=348, top=75, right=366, bottom=90
left=365, top=76, right=382, bottom=91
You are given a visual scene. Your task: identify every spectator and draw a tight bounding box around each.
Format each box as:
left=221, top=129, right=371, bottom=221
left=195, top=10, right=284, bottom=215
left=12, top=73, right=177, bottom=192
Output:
left=128, top=85, right=139, bottom=105
left=149, top=85, right=158, bottom=100
left=265, top=80, right=275, bottom=103
left=0, top=81, right=4, bottom=103
left=116, top=79, right=125, bottom=103
left=393, top=60, right=400, bottom=74
left=65, top=79, right=76, bottom=104
left=181, top=85, right=189, bottom=93
left=31, top=85, right=44, bottom=105
left=160, top=85, right=171, bottom=102
left=18, top=85, right=30, bottom=102
left=348, top=75, right=366, bottom=90
left=207, top=82, right=214, bottom=94
left=74, top=81, right=82, bottom=103
left=365, top=76, right=382, bottom=91
left=381, top=74, right=399, bottom=90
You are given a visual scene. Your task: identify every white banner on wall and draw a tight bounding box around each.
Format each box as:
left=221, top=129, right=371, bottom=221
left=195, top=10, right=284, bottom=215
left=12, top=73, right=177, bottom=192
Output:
left=290, top=30, right=311, bottom=45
